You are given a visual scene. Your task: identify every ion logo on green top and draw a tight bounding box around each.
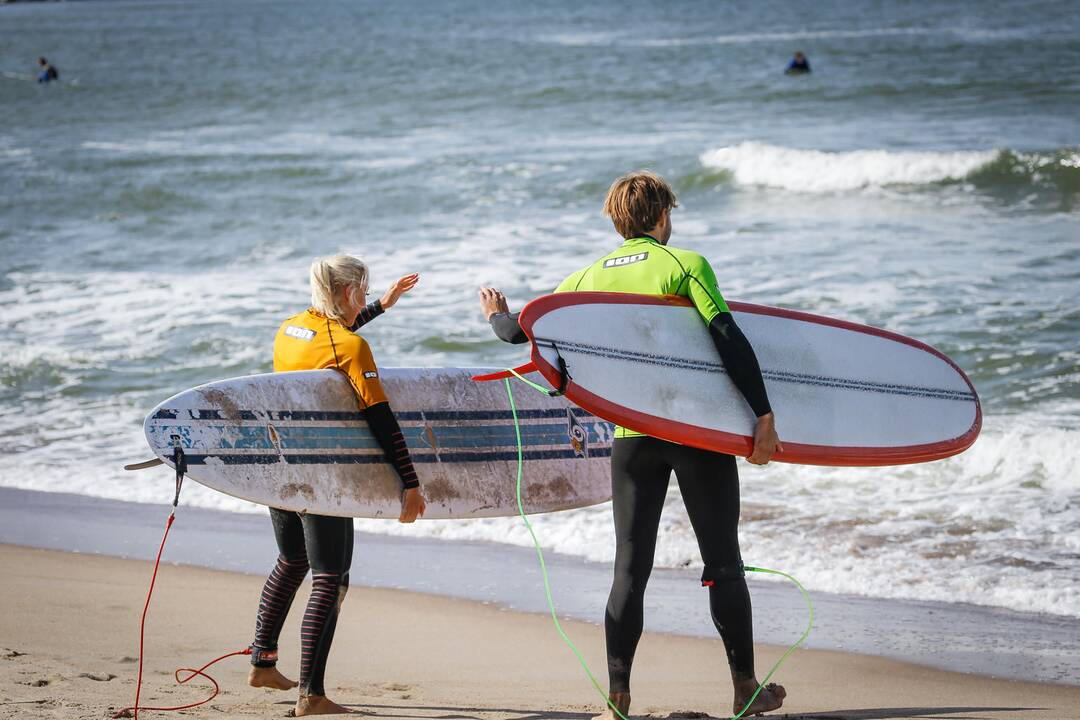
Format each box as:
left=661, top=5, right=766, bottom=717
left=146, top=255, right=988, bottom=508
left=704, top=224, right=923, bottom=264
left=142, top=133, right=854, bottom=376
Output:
left=553, top=236, right=730, bottom=437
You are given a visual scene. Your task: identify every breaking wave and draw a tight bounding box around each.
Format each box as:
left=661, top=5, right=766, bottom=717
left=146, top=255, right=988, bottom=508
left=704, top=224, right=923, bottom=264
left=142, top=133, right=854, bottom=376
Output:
left=698, top=142, right=1080, bottom=198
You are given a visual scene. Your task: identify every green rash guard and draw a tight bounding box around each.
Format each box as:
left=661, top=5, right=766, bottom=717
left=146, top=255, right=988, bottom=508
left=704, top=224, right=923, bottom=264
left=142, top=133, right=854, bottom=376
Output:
left=554, top=235, right=731, bottom=438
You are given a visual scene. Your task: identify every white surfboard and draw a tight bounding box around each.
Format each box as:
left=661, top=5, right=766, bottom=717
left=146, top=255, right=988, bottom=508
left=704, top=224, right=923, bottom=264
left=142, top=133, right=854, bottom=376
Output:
left=508, top=293, right=980, bottom=466
left=143, top=368, right=614, bottom=518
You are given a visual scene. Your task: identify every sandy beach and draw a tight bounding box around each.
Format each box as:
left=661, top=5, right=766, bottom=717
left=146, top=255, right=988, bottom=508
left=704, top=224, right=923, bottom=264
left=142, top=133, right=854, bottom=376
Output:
left=2, top=544, right=1078, bottom=720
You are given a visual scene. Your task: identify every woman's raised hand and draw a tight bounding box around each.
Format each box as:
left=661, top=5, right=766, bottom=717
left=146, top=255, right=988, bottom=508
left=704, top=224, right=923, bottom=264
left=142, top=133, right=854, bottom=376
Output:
left=399, top=487, right=426, bottom=523
left=380, top=274, right=420, bottom=309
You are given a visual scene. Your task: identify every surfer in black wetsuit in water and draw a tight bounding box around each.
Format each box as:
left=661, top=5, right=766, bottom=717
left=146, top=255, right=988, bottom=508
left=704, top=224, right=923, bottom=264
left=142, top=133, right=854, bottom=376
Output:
left=479, top=171, right=787, bottom=718
left=37, top=57, right=59, bottom=83
left=248, top=259, right=423, bottom=717
left=785, top=51, right=810, bottom=75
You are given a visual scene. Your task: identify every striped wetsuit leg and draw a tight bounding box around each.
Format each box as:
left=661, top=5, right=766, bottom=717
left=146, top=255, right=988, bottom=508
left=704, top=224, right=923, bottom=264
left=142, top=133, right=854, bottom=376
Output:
left=251, top=508, right=311, bottom=666
left=298, top=514, right=354, bottom=697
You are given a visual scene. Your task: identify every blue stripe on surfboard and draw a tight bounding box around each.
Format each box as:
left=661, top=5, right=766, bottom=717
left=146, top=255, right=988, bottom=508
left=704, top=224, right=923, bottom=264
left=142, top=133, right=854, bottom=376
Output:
left=152, top=407, right=599, bottom=422
left=181, top=447, right=611, bottom=465
left=268, top=424, right=584, bottom=451
left=534, top=337, right=975, bottom=402
left=149, top=422, right=613, bottom=452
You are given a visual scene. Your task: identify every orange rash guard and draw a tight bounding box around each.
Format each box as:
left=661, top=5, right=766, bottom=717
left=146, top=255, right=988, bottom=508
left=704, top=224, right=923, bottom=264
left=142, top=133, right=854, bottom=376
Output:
left=273, top=308, right=388, bottom=409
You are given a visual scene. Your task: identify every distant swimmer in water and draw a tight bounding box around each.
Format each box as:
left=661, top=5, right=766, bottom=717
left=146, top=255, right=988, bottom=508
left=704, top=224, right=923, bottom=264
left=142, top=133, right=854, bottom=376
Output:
left=37, top=57, right=59, bottom=83
left=785, top=51, right=810, bottom=75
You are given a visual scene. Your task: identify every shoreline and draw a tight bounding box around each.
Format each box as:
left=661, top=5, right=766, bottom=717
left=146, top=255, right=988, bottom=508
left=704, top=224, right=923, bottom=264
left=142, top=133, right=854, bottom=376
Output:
left=1, top=486, right=1078, bottom=688
left=3, top=543, right=1080, bottom=720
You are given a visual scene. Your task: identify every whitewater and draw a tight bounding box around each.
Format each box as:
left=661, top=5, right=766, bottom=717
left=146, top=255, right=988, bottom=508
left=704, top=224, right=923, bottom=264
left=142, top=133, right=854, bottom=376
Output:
left=699, top=142, right=1080, bottom=196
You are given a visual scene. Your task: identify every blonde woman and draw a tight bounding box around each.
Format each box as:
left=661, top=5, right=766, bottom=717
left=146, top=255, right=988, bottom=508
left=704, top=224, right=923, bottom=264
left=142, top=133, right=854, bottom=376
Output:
left=247, top=256, right=425, bottom=716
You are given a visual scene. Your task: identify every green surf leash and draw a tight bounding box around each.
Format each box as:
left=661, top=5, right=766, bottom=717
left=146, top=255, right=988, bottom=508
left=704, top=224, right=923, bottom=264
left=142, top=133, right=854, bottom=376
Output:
left=507, top=366, right=552, bottom=395
left=503, top=376, right=814, bottom=720
left=733, top=566, right=813, bottom=716
left=504, top=377, right=613, bottom=710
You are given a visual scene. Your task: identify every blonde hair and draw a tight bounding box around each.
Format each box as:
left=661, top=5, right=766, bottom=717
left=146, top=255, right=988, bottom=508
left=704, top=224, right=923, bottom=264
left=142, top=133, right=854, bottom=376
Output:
left=602, top=170, right=678, bottom=239
left=309, top=254, right=369, bottom=325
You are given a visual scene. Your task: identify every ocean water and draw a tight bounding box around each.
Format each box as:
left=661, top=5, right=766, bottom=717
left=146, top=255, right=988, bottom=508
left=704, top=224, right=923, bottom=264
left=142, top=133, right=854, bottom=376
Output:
left=1, top=1, right=1078, bottom=618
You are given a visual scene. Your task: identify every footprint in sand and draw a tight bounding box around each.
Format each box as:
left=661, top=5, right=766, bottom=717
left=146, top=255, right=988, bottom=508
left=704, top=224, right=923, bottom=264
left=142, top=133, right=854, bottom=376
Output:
left=79, top=672, right=117, bottom=681
left=371, top=682, right=414, bottom=699
left=20, top=678, right=49, bottom=687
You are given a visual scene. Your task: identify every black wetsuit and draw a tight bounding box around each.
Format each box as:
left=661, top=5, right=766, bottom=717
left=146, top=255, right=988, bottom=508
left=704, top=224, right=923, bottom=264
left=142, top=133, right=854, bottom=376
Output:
left=37, top=64, right=58, bottom=83
left=489, top=239, right=770, bottom=690
left=785, top=57, right=811, bottom=74
left=252, top=301, right=418, bottom=697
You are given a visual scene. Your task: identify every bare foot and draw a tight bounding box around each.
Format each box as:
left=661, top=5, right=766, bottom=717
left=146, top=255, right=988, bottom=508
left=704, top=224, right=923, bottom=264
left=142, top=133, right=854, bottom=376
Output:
left=248, top=666, right=298, bottom=690
left=591, top=691, right=631, bottom=720
left=732, top=681, right=785, bottom=717
left=295, top=695, right=357, bottom=716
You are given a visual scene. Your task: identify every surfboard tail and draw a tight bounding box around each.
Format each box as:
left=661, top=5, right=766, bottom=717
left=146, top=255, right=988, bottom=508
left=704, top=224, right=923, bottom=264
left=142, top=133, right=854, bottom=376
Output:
left=471, top=362, right=538, bottom=382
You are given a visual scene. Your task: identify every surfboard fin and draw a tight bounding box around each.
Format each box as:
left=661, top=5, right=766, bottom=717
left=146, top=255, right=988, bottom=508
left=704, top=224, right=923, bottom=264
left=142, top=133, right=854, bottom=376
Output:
left=124, top=458, right=164, bottom=471
left=471, top=362, right=537, bottom=382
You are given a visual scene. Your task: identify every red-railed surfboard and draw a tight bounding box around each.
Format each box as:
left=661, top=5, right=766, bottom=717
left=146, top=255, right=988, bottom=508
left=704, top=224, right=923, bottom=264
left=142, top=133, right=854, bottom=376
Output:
left=479, top=292, right=981, bottom=467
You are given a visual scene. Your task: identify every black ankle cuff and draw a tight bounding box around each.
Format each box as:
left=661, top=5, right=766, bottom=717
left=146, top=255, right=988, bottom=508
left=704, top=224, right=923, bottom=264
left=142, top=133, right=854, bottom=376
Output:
left=249, top=645, right=278, bottom=668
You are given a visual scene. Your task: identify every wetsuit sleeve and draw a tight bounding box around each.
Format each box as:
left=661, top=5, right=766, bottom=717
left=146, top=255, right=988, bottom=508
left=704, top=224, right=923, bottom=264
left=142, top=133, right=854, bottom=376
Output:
left=708, top=312, right=772, bottom=418
left=349, top=301, right=384, bottom=332
left=683, top=253, right=731, bottom=323
left=326, top=328, right=417, bottom=488
left=363, top=402, right=420, bottom=489
left=489, top=312, right=529, bottom=344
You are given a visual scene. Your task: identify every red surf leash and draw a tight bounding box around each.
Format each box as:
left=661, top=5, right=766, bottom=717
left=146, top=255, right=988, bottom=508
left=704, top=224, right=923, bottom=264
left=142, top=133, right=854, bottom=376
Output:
left=114, top=440, right=250, bottom=719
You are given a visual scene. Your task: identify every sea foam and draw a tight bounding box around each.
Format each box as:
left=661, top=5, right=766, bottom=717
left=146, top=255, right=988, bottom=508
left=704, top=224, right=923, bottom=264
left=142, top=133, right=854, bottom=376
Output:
left=0, top=396, right=1076, bottom=618
left=700, top=142, right=998, bottom=193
